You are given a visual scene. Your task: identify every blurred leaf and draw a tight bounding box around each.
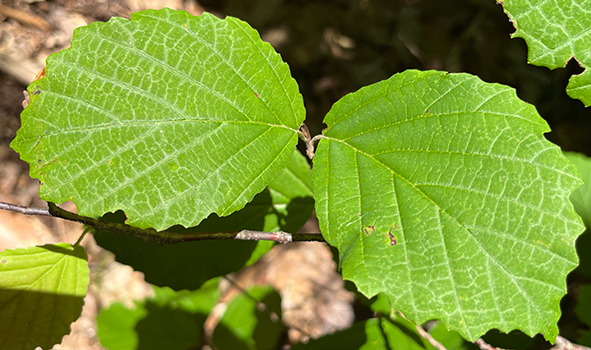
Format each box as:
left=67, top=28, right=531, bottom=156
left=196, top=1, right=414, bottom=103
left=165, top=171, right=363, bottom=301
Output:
left=0, top=243, right=89, bottom=350
left=428, top=322, right=478, bottom=350
left=291, top=316, right=430, bottom=350
left=499, top=0, right=591, bottom=105
left=11, top=8, right=305, bottom=231
left=213, top=285, right=283, bottom=350
left=94, top=150, right=313, bottom=290
left=97, top=278, right=220, bottom=350
left=564, top=152, right=591, bottom=228
left=575, top=284, right=591, bottom=346
left=312, top=69, right=583, bottom=341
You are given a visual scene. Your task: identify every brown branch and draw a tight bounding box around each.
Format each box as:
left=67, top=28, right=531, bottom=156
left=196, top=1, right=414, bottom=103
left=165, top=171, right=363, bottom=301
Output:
left=0, top=201, right=53, bottom=217
left=0, top=200, right=326, bottom=244
left=415, top=324, right=448, bottom=350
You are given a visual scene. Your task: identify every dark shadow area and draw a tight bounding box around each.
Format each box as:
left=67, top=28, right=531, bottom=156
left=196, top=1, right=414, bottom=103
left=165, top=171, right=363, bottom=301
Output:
left=212, top=288, right=284, bottom=350
left=290, top=319, right=370, bottom=350
left=135, top=301, right=208, bottom=350
left=481, top=329, right=551, bottom=350
left=0, top=289, right=85, bottom=350
left=93, top=187, right=315, bottom=291
left=210, top=322, right=252, bottom=350
left=252, top=290, right=283, bottom=350
left=93, top=210, right=258, bottom=291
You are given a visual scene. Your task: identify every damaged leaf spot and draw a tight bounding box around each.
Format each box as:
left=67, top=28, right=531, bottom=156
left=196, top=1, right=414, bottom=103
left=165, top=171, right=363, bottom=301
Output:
left=364, top=225, right=375, bottom=236
left=387, top=225, right=397, bottom=246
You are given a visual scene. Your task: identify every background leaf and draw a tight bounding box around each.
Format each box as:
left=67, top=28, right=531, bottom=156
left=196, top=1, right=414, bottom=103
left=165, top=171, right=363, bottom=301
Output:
left=499, top=0, right=591, bottom=106
left=563, top=152, right=591, bottom=279
left=0, top=243, right=89, bottom=350
left=312, top=69, right=584, bottom=341
left=575, top=284, right=591, bottom=346
left=291, top=316, right=433, bottom=350
left=11, top=8, right=305, bottom=230
left=564, top=152, right=591, bottom=227
left=97, top=278, right=220, bottom=350
left=212, top=285, right=283, bottom=350
left=94, top=150, right=313, bottom=290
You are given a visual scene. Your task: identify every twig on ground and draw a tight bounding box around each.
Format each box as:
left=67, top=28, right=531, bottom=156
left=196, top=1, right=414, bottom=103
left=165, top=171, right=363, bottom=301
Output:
left=0, top=4, right=51, bottom=31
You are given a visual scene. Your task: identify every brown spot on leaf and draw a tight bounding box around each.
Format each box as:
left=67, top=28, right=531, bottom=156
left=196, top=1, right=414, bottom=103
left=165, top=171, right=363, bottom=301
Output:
left=387, top=226, right=397, bottom=246
left=254, top=92, right=260, bottom=98
left=364, top=225, right=375, bottom=236
left=1, top=259, right=6, bottom=263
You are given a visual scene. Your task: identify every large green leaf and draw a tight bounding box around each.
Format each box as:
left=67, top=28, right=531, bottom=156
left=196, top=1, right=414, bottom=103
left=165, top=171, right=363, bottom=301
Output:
left=94, top=150, right=313, bottom=290
left=498, top=0, right=591, bottom=106
left=11, top=8, right=305, bottom=230
left=212, top=286, right=283, bottom=350
left=0, top=243, right=89, bottom=350
left=97, top=278, right=220, bottom=350
left=312, top=69, right=584, bottom=341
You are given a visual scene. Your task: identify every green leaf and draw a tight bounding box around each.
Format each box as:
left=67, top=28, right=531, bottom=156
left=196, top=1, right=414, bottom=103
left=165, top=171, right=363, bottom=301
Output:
left=11, top=8, right=305, bottom=230
left=97, top=278, right=220, bottom=350
left=291, top=317, right=430, bottom=350
left=312, top=69, right=584, bottom=341
left=0, top=243, right=89, bottom=350
left=94, top=150, right=313, bottom=290
left=499, top=0, right=591, bottom=106
left=213, top=286, right=283, bottom=350
left=564, top=152, right=591, bottom=227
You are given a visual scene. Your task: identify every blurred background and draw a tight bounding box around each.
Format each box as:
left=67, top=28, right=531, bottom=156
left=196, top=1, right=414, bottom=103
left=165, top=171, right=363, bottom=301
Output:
left=1, top=0, right=590, bottom=349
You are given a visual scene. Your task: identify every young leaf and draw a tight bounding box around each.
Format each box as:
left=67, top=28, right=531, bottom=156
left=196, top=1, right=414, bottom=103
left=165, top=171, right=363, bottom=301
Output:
left=0, top=243, right=89, bottom=350
left=212, top=286, right=283, bottom=350
left=312, top=69, right=584, bottom=341
left=97, top=278, right=220, bottom=350
left=94, top=150, right=313, bottom=290
left=499, top=0, right=591, bottom=106
left=11, top=8, right=305, bottom=230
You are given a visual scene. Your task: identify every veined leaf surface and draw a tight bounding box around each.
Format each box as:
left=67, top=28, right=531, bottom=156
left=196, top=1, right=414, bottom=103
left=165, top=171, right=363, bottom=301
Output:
left=312, top=70, right=584, bottom=341
left=11, top=8, right=305, bottom=230
left=499, top=0, right=591, bottom=106
left=0, top=243, right=89, bottom=350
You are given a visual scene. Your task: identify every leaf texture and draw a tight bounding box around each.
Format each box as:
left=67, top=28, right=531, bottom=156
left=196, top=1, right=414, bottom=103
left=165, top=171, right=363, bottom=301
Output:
left=312, top=70, right=584, bottom=341
left=0, top=243, right=89, bottom=350
left=11, top=8, right=305, bottom=230
left=499, top=0, right=591, bottom=106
